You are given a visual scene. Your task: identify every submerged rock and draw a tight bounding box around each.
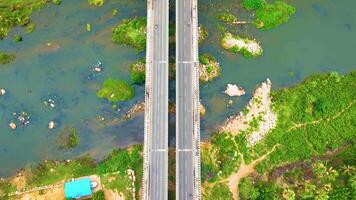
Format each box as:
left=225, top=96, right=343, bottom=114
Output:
left=0, top=88, right=5, bottom=96
left=224, top=84, right=246, bottom=97
left=9, top=122, right=16, bottom=130
left=48, top=121, right=56, bottom=129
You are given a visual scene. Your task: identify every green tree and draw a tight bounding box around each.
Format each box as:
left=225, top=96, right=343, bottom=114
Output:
left=92, top=190, right=105, bottom=200
left=243, top=0, right=266, bottom=10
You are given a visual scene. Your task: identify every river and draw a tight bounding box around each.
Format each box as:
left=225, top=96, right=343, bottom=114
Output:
left=0, top=0, right=355, bottom=177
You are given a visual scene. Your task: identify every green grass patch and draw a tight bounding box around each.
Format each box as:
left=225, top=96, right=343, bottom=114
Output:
left=254, top=1, right=296, bottom=30
left=112, top=17, right=146, bottom=51
left=97, top=78, right=134, bottom=103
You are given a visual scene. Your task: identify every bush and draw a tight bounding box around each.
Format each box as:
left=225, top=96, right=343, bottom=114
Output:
left=217, top=12, right=238, bottom=24
left=97, top=78, right=134, bottom=102
left=254, top=1, right=296, bottom=30
left=243, top=0, right=266, bottom=11
left=112, top=17, right=147, bottom=51
left=52, top=0, right=61, bottom=5
left=26, top=23, right=36, bottom=33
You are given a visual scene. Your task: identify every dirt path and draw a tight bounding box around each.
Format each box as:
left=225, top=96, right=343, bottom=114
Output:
left=288, top=100, right=355, bottom=132
left=227, top=144, right=280, bottom=200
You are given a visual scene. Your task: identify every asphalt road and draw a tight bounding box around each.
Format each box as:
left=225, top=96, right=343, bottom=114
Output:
left=148, top=0, right=169, bottom=199
left=176, top=0, right=195, bottom=199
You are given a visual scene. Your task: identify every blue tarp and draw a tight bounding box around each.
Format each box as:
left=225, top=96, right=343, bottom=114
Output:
left=64, top=178, right=92, bottom=199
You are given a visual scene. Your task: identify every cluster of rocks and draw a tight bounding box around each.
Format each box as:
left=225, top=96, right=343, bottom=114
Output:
left=8, top=112, right=31, bottom=130
left=221, top=79, right=277, bottom=146
left=221, top=32, right=263, bottom=57
left=43, top=98, right=56, bottom=108
left=224, top=84, right=246, bottom=97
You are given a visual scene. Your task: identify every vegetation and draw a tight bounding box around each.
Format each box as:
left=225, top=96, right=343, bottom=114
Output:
left=221, top=33, right=263, bottom=58
left=92, top=190, right=105, bottom=200
left=0, top=0, right=48, bottom=39
left=198, top=26, right=208, bottom=44
left=13, top=34, right=22, bottom=42
left=217, top=12, right=238, bottom=24
left=0, top=52, right=15, bottom=65
left=56, top=126, right=80, bottom=149
left=201, top=71, right=356, bottom=199
left=52, top=0, right=61, bottom=5
left=254, top=1, right=296, bottom=30
left=86, top=23, right=91, bottom=32
left=112, top=9, right=118, bottom=17
left=26, top=23, right=35, bottom=33
left=242, top=0, right=266, bottom=11
left=112, top=17, right=146, bottom=51
left=97, top=78, right=134, bottom=103
left=199, top=54, right=221, bottom=82
left=88, top=0, right=104, bottom=7
left=130, top=59, right=145, bottom=85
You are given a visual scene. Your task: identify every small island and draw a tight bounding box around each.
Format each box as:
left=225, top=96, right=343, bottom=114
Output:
left=221, top=32, right=263, bottom=58
left=130, top=59, right=146, bottom=85
left=199, top=54, right=221, bottom=82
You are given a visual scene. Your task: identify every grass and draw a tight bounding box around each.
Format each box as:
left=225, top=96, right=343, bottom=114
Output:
left=0, top=52, right=15, bottom=65
left=112, top=17, right=146, bottom=51
left=0, top=0, right=49, bottom=39
left=97, top=78, right=134, bottom=103
left=254, top=1, right=296, bottom=30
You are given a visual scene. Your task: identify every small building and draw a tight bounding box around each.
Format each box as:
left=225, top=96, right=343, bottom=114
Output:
left=64, top=178, right=92, bottom=199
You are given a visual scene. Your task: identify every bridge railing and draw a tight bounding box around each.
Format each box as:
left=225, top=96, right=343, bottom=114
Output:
left=143, top=0, right=153, bottom=199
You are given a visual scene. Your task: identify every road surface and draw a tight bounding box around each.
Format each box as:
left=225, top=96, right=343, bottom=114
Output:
left=176, top=0, right=200, bottom=199
left=143, top=0, right=169, bottom=199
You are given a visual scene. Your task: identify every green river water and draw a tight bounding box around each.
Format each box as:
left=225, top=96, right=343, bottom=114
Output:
left=0, top=0, right=355, bottom=177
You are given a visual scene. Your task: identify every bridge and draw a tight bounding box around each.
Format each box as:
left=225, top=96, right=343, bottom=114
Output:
left=143, top=0, right=201, bottom=199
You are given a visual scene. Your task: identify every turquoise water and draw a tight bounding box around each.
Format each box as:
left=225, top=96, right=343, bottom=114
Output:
left=0, top=0, right=355, bottom=176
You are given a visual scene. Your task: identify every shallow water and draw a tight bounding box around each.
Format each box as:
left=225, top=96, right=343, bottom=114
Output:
left=0, top=0, right=355, bottom=176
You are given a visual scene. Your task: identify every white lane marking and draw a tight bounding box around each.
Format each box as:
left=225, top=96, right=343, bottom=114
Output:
left=177, top=149, right=193, bottom=152
left=152, top=149, right=167, bottom=152
left=177, top=61, right=194, bottom=64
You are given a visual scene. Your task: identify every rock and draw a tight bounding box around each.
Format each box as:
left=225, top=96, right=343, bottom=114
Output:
left=93, top=67, right=102, bottom=73
left=199, top=102, right=206, bottom=116
left=9, top=122, right=17, bottom=130
left=49, top=103, right=55, bottom=108
left=224, top=84, right=246, bottom=97
left=0, top=88, right=6, bottom=96
left=48, top=121, right=55, bottom=129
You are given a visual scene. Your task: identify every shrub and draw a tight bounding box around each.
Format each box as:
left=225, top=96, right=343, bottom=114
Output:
left=26, top=23, right=36, bottom=33
left=217, top=12, right=238, bottom=24
left=254, top=1, right=296, bottom=30
left=13, top=34, right=23, bottom=42
left=52, top=0, right=61, bottom=5
left=97, top=78, right=134, bottom=102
